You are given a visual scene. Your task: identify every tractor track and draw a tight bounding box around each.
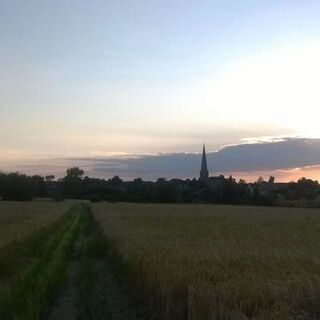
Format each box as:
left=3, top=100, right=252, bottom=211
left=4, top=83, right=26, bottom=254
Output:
left=44, top=204, right=144, bottom=320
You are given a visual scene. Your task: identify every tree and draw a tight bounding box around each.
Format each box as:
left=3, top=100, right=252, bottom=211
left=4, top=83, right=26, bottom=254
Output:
left=268, top=176, right=275, bottom=184
left=253, top=187, right=260, bottom=204
left=295, top=178, right=319, bottom=200
left=110, top=175, right=123, bottom=186
left=31, top=175, right=45, bottom=197
left=257, top=176, right=265, bottom=184
left=1, top=173, right=36, bottom=201
left=62, top=167, right=85, bottom=199
left=154, top=182, right=181, bottom=203
left=66, top=167, right=84, bottom=178
left=45, top=175, right=55, bottom=182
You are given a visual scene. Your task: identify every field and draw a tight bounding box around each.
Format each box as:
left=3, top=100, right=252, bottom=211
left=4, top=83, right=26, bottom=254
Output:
left=0, top=201, right=72, bottom=248
left=0, top=201, right=75, bottom=317
left=0, top=201, right=137, bottom=320
left=93, top=203, right=320, bottom=320
left=1, top=201, right=320, bottom=319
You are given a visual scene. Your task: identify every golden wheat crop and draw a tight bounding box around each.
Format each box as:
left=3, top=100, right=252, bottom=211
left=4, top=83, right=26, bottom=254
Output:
left=93, top=203, right=320, bottom=320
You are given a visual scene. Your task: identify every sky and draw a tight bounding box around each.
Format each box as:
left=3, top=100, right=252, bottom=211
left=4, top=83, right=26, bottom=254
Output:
left=1, top=1, right=320, bottom=181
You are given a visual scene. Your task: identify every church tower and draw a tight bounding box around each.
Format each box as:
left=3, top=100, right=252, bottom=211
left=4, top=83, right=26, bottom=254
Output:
left=199, top=144, right=209, bottom=183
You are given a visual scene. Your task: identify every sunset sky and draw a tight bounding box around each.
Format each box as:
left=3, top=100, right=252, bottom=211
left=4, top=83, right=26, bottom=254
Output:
left=1, top=1, right=320, bottom=181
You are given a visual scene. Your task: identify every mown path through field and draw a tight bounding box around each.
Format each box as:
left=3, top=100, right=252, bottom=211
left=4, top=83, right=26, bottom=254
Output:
left=45, top=234, right=82, bottom=320
left=44, top=204, right=142, bottom=320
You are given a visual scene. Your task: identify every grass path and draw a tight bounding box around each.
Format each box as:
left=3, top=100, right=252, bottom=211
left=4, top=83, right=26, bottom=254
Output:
left=44, top=205, right=144, bottom=320
left=0, top=203, right=146, bottom=320
left=0, top=204, right=82, bottom=320
left=45, top=233, right=82, bottom=320
left=0, top=205, right=79, bottom=319
left=0, top=204, right=74, bottom=302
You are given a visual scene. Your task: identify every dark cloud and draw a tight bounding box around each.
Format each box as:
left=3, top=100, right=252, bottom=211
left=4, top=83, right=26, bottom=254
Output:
left=2, top=138, right=320, bottom=181
left=77, top=137, right=320, bottom=179
left=211, top=138, right=320, bottom=171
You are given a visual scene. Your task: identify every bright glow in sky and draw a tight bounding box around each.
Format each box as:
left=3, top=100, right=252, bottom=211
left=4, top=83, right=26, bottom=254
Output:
left=1, top=0, right=320, bottom=179
left=194, top=40, right=320, bottom=136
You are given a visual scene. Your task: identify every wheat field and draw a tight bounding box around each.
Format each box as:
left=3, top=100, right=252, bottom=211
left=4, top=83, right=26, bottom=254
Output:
left=0, top=201, right=72, bottom=248
left=93, top=203, right=320, bottom=320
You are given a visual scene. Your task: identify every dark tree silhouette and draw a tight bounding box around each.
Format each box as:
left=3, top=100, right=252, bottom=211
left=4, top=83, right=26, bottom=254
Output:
left=66, top=167, right=84, bottom=178
left=0, top=167, right=319, bottom=207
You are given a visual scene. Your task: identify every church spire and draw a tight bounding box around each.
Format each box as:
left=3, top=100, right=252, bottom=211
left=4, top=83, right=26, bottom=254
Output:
left=200, top=144, right=209, bottom=183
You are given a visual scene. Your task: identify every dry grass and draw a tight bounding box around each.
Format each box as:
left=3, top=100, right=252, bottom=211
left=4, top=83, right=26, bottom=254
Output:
left=93, top=203, right=320, bottom=320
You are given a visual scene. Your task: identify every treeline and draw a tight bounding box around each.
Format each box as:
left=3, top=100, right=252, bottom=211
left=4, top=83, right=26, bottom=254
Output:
left=0, top=172, right=45, bottom=201
left=0, top=167, right=319, bottom=206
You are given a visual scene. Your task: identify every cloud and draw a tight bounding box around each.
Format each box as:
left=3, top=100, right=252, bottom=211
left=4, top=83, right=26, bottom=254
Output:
left=76, top=137, right=320, bottom=180
left=2, top=138, right=320, bottom=182
left=211, top=137, right=320, bottom=171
